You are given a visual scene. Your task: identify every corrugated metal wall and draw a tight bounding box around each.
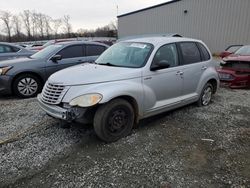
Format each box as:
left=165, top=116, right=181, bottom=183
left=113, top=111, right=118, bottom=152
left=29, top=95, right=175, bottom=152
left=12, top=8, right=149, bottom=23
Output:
left=118, top=0, right=250, bottom=53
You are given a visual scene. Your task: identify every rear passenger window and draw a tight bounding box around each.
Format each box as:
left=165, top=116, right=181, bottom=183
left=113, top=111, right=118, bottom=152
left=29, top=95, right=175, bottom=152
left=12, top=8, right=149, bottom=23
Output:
left=57, top=45, right=83, bottom=59
left=86, top=45, right=106, bottom=56
left=197, top=43, right=211, bottom=61
left=179, top=42, right=201, bottom=64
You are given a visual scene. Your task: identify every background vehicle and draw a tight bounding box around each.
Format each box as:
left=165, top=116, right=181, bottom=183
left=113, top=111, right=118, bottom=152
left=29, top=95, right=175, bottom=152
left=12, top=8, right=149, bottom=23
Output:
left=28, top=39, right=79, bottom=51
left=0, top=41, right=109, bottom=97
left=38, top=37, right=219, bottom=142
left=218, top=45, right=250, bottom=88
left=0, top=42, right=35, bottom=61
left=219, top=45, right=243, bottom=58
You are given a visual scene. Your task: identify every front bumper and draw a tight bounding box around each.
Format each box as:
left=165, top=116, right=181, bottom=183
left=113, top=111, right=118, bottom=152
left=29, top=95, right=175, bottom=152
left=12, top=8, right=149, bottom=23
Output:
left=0, top=75, right=12, bottom=95
left=38, top=94, right=71, bottom=121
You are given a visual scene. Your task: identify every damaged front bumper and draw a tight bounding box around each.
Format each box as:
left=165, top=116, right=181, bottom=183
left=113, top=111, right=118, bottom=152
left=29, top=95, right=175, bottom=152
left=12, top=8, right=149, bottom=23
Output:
left=37, top=94, right=81, bottom=121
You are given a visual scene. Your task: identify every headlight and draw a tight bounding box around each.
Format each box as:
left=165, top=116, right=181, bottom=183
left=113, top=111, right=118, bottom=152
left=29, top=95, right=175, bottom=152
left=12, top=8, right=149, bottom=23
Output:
left=0, top=66, right=12, bottom=75
left=69, top=93, right=102, bottom=107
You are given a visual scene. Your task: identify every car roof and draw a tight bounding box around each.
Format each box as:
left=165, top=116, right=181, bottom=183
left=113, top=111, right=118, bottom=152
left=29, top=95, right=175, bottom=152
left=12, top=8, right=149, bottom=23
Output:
left=124, top=36, right=202, bottom=46
left=57, top=41, right=110, bottom=47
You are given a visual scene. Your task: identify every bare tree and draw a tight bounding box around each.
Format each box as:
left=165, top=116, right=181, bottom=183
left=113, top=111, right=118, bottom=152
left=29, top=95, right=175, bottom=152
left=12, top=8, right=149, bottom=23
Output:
left=21, top=10, right=32, bottom=40
left=52, top=18, right=62, bottom=37
left=44, top=15, right=52, bottom=38
left=63, top=15, right=72, bottom=37
left=12, top=14, right=22, bottom=38
left=36, top=13, right=45, bottom=38
left=31, top=11, right=39, bottom=37
left=0, top=10, right=12, bottom=42
left=108, top=21, right=118, bottom=31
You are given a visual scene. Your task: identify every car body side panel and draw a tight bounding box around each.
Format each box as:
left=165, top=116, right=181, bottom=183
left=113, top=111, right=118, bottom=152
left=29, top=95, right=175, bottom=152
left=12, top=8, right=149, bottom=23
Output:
left=196, top=65, right=220, bottom=95
left=62, top=78, right=145, bottom=117
left=142, top=66, right=183, bottom=116
left=181, top=61, right=207, bottom=96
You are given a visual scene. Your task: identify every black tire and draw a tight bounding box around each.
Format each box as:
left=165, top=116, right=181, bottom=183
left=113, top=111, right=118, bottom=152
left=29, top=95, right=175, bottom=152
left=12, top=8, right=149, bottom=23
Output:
left=13, top=74, right=42, bottom=98
left=94, top=99, right=135, bottom=142
left=197, top=83, right=213, bottom=107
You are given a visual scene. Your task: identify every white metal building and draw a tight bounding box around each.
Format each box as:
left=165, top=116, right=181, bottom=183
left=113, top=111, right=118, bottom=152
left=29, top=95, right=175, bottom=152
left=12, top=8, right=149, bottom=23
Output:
left=117, top=0, right=250, bottom=53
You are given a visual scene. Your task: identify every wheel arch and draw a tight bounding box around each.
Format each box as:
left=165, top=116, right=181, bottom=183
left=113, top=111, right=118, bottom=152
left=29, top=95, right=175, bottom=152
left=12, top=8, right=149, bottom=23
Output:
left=11, top=71, right=45, bottom=92
left=207, top=78, right=218, bottom=93
left=107, top=95, right=140, bottom=125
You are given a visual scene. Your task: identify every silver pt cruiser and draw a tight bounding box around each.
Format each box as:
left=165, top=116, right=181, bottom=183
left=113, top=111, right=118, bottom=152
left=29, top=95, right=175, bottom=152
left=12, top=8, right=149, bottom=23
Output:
left=38, top=36, right=219, bottom=142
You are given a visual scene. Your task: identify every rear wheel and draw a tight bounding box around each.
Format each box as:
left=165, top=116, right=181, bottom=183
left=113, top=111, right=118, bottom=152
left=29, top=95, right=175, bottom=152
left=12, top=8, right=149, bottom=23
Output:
left=197, top=83, right=213, bottom=106
left=13, top=74, right=42, bottom=98
left=94, top=99, right=135, bottom=142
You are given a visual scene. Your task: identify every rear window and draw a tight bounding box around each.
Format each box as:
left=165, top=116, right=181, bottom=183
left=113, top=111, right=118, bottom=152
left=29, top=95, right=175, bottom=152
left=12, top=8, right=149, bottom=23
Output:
left=197, top=43, right=211, bottom=61
left=179, top=42, right=202, bottom=64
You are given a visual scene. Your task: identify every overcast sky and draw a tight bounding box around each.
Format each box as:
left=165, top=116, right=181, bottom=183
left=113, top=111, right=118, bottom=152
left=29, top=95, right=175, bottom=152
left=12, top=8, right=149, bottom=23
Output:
left=0, top=0, right=169, bottom=31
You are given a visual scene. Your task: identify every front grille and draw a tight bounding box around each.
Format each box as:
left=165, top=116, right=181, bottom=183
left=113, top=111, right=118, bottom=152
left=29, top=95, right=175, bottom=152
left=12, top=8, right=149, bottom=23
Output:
left=41, top=82, right=68, bottom=105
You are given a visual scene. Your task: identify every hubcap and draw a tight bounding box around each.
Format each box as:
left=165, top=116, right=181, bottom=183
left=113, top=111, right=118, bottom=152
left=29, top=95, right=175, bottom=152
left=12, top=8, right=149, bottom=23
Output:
left=108, top=108, right=128, bottom=134
left=202, top=87, right=212, bottom=105
left=17, top=78, right=38, bottom=96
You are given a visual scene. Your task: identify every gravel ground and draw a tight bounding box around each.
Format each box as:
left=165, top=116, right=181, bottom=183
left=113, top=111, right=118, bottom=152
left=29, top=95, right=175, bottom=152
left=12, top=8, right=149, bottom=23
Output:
left=0, top=88, right=249, bottom=188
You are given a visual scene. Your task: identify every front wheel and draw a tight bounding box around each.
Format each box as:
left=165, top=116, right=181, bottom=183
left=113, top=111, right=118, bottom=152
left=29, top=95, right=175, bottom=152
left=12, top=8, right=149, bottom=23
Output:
left=13, top=74, right=42, bottom=98
left=197, top=83, right=213, bottom=106
left=94, top=99, right=135, bottom=142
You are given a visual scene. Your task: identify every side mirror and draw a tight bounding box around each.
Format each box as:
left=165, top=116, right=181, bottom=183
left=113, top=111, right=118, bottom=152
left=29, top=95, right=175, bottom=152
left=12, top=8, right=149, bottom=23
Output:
left=151, top=60, right=170, bottom=71
left=51, top=54, right=62, bottom=62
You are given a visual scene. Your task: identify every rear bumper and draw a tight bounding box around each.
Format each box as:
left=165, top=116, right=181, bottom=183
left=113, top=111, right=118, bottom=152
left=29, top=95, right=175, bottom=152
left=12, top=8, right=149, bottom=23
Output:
left=0, top=75, right=12, bottom=95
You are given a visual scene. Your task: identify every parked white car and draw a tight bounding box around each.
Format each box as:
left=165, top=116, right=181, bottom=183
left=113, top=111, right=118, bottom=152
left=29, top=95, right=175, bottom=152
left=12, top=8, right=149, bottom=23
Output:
left=38, top=36, right=219, bottom=142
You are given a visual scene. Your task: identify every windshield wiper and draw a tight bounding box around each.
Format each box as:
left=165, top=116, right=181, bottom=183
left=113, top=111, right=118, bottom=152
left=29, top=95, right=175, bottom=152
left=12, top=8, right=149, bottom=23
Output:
left=98, top=62, right=119, bottom=67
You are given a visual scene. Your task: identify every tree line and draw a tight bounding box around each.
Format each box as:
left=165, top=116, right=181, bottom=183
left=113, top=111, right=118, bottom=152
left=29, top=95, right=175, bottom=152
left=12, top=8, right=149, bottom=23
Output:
left=0, top=10, right=117, bottom=43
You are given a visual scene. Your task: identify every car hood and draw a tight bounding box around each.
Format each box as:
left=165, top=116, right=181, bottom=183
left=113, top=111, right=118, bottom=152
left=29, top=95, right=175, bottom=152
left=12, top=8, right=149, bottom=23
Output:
left=0, top=57, right=41, bottom=67
left=223, top=54, right=250, bottom=62
left=48, top=63, right=142, bottom=86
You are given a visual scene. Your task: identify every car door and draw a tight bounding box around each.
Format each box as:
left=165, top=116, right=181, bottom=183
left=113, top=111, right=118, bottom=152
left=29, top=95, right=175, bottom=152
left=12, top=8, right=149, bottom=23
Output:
left=45, top=44, right=87, bottom=77
left=85, top=44, right=107, bottom=62
left=176, top=42, right=208, bottom=99
left=143, top=43, right=183, bottom=116
left=0, top=44, right=20, bottom=61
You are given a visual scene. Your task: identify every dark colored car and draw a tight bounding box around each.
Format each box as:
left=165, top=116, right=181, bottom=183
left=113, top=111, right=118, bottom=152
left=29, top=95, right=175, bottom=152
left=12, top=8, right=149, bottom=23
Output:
left=0, top=42, right=35, bottom=61
left=0, top=41, right=109, bottom=97
left=29, top=39, right=78, bottom=51
left=217, top=45, right=250, bottom=88
left=219, top=45, right=243, bottom=58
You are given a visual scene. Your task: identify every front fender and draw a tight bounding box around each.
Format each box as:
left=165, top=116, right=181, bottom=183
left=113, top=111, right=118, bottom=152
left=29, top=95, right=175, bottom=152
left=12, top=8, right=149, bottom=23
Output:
left=62, top=78, right=144, bottom=116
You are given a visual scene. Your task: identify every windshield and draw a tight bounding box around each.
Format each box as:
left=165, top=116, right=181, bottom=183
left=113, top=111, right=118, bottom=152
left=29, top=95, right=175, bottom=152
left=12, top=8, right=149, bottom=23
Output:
left=31, top=44, right=62, bottom=59
left=235, top=45, right=250, bottom=55
left=95, top=42, right=153, bottom=68
left=43, top=40, right=55, bottom=47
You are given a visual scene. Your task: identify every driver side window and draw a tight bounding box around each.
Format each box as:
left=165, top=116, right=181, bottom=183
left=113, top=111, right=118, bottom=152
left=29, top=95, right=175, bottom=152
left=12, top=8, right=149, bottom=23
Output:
left=152, top=43, right=178, bottom=68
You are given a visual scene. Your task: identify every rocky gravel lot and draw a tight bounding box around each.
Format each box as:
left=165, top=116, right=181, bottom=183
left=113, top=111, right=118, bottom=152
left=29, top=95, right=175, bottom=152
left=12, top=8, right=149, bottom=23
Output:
left=0, top=88, right=249, bottom=188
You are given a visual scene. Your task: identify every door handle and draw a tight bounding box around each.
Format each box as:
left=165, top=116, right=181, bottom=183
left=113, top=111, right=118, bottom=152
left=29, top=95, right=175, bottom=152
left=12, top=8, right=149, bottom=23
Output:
left=201, top=66, right=207, bottom=70
left=176, top=71, right=184, bottom=76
